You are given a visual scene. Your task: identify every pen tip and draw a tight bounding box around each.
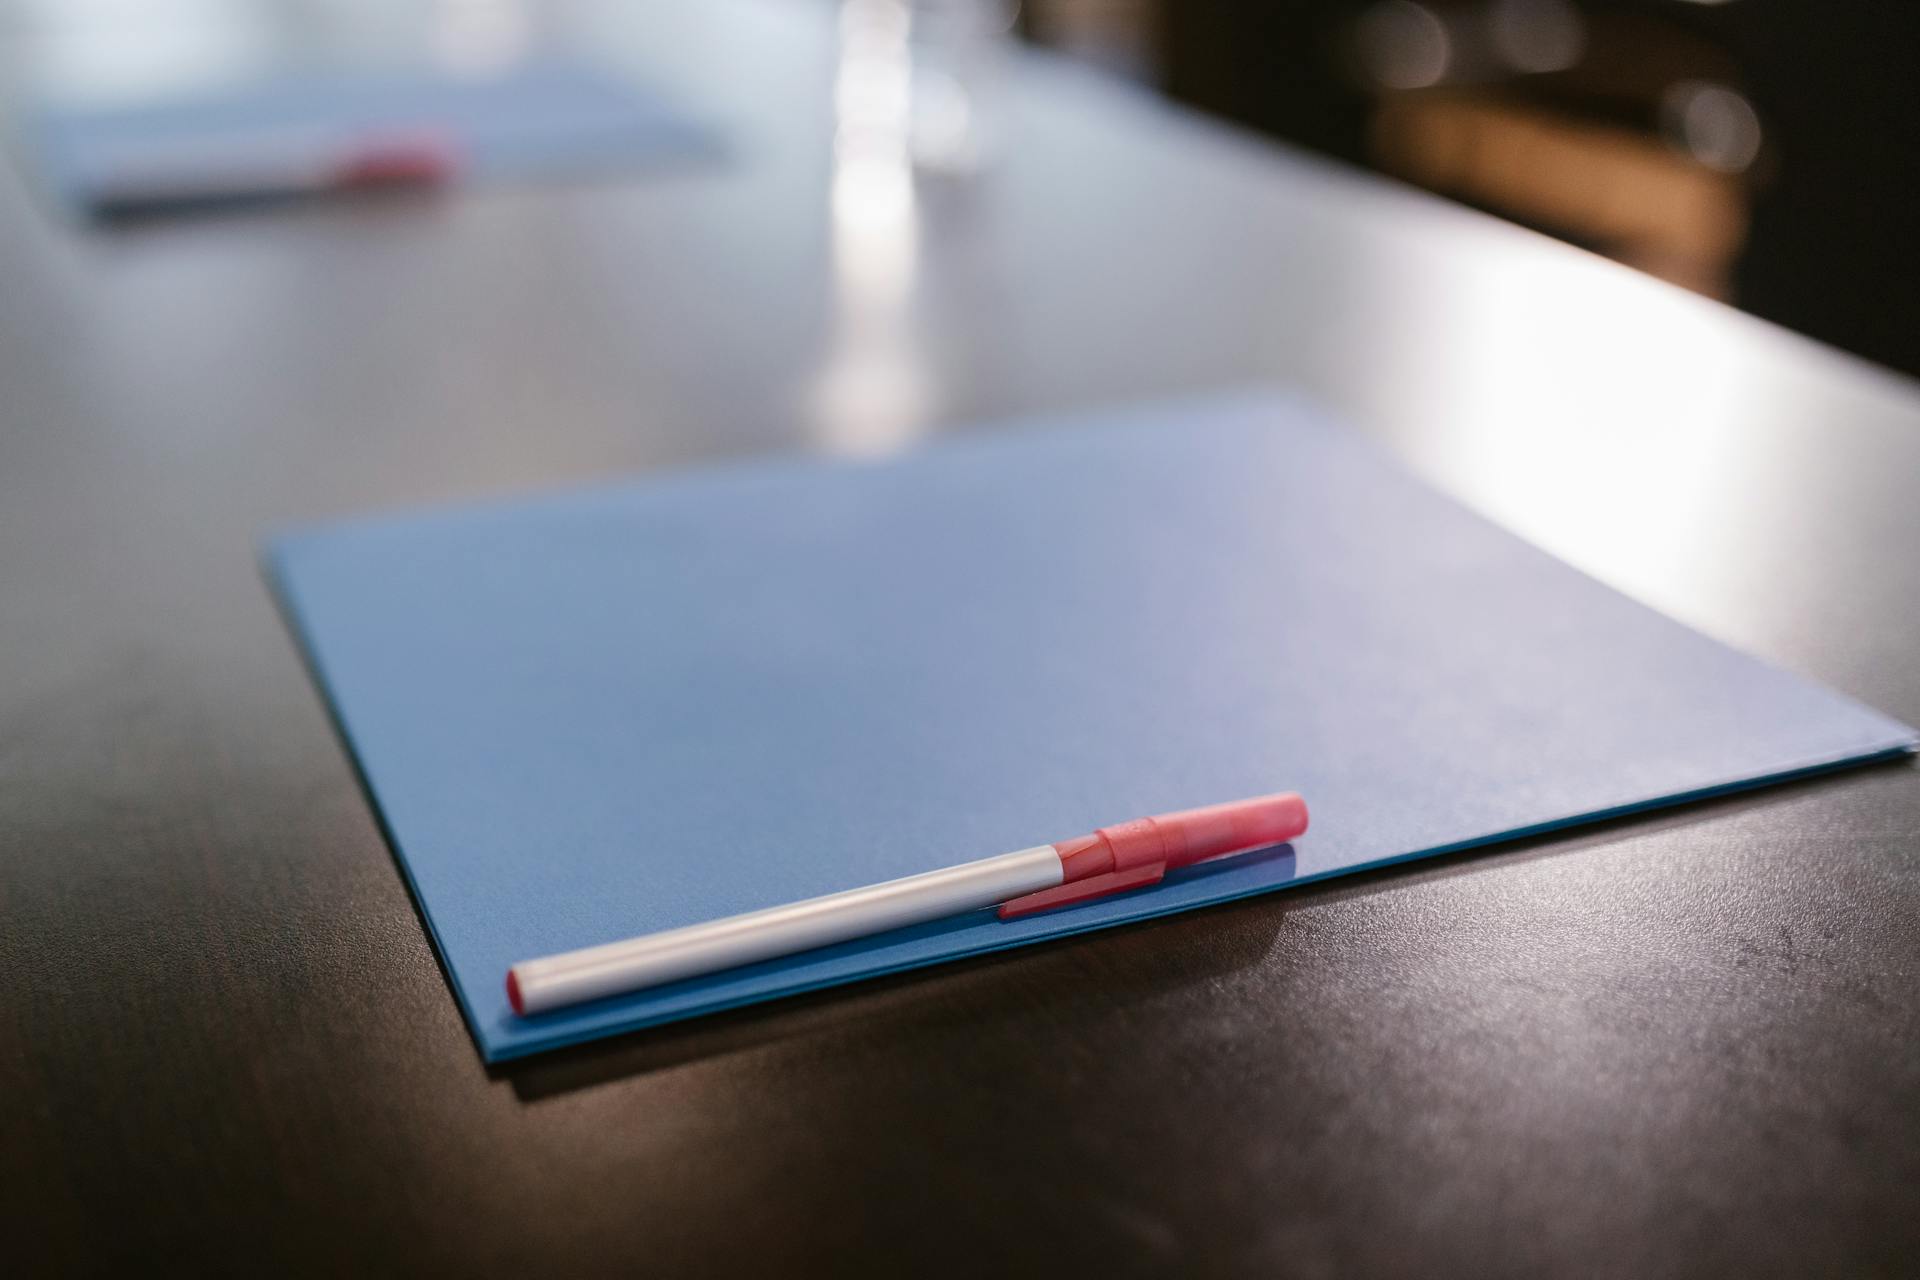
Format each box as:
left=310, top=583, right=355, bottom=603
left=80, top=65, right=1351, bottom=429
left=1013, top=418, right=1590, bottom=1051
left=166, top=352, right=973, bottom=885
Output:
left=506, top=968, right=524, bottom=1016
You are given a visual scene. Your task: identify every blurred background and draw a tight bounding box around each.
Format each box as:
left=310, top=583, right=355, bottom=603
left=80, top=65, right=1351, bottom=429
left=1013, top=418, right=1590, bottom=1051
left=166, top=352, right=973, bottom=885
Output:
left=8, top=0, right=1912, bottom=686
left=5, top=0, right=1915, bottom=379
left=1028, top=0, right=1920, bottom=377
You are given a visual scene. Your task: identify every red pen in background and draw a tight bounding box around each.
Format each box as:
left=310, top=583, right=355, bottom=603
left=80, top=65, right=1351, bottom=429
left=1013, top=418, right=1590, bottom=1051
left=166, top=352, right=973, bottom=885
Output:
left=83, top=127, right=459, bottom=219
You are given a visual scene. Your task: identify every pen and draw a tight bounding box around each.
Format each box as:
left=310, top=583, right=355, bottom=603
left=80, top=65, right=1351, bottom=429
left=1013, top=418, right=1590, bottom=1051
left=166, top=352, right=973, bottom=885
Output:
left=507, top=792, right=1308, bottom=1016
left=83, top=129, right=459, bottom=219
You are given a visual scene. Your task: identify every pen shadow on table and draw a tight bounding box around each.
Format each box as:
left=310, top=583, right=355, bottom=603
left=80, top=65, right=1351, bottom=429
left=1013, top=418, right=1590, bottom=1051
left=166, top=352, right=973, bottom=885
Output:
left=496, top=905, right=1283, bottom=1102
left=493, top=755, right=1913, bottom=1103
left=493, top=850, right=1296, bottom=1103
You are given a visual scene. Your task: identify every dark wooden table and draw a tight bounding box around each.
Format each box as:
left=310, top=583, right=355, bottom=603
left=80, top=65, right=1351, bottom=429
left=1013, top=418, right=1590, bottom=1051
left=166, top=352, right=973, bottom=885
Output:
left=4, top=2, right=1918, bottom=1274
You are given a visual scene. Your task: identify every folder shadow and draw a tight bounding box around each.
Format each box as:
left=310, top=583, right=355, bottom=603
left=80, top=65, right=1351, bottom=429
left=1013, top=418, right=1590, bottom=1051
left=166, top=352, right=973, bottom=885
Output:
left=496, top=847, right=1300, bottom=1103
left=493, top=752, right=1913, bottom=1102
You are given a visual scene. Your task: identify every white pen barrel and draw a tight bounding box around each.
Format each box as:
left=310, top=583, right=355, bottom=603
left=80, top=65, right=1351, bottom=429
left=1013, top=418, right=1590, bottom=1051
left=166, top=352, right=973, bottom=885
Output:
left=509, top=845, right=1064, bottom=1015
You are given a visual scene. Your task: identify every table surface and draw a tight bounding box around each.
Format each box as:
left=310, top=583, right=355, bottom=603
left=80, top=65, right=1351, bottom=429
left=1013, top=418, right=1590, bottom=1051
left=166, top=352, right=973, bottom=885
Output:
left=4, top=2, right=1918, bottom=1275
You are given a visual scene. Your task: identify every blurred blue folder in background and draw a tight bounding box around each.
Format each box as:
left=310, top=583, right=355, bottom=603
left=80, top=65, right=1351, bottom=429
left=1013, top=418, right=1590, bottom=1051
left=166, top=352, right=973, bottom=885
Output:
left=268, top=391, right=1917, bottom=1060
left=32, top=57, right=720, bottom=217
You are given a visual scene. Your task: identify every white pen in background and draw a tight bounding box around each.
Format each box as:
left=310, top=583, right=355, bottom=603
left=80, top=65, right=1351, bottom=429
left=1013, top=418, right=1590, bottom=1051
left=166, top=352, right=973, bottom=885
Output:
left=507, top=792, right=1308, bottom=1016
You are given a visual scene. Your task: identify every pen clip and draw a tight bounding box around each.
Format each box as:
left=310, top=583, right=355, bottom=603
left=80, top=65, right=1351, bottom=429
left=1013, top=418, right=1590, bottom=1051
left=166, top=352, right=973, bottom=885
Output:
left=997, top=862, right=1166, bottom=921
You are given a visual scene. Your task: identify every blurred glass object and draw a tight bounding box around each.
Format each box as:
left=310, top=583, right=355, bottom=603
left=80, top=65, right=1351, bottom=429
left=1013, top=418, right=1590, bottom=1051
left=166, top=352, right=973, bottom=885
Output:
left=814, top=0, right=933, bottom=453
left=904, top=0, right=1018, bottom=172
left=1662, top=80, right=1762, bottom=175
left=1486, top=0, right=1584, bottom=76
left=833, top=0, right=915, bottom=246
left=1354, top=2, right=1451, bottom=92
left=1353, top=0, right=1585, bottom=90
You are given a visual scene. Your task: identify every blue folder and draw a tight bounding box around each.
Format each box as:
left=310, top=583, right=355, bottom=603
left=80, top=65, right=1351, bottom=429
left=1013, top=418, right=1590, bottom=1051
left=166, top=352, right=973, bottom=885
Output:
left=268, top=392, right=1916, bottom=1060
left=32, top=58, right=719, bottom=217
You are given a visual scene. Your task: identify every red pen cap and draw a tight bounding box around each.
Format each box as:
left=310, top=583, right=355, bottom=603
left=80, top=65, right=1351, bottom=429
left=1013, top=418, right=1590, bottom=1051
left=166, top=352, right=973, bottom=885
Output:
left=332, top=130, right=462, bottom=189
left=1000, top=792, right=1308, bottom=920
left=1051, top=792, right=1309, bottom=881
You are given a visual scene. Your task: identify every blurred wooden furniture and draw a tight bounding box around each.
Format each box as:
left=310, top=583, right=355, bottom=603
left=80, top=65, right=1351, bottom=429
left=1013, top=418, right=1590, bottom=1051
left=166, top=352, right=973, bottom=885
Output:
left=1371, top=88, right=1747, bottom=296
left=1156, top=0, right=1920, bottom=374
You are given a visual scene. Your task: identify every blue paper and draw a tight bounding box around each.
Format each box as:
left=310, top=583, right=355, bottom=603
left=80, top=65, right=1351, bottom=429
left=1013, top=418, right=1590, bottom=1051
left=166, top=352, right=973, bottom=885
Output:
left=33, top=58, right=719, bottom=215
left=268, top=392, right=1917, bottom=1060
